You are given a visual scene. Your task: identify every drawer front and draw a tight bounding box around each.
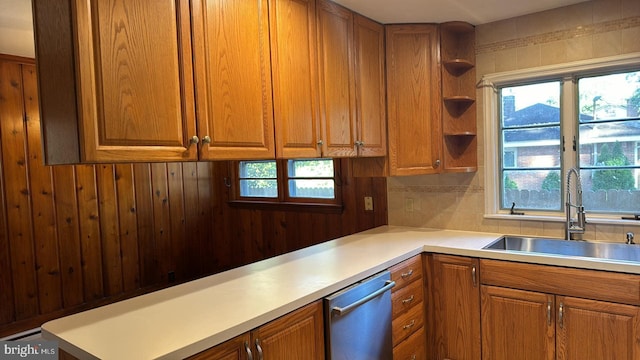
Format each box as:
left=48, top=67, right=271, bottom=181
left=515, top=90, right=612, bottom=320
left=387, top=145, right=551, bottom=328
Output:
left=390, top=255, right=423, bottom=290
left=392, top=300, right=424, bottom=346
left=393, top=326, right=426, bottom=360
left=392, top=278, right=424, bottom=318
left=480, top=259, right=640, bottom=306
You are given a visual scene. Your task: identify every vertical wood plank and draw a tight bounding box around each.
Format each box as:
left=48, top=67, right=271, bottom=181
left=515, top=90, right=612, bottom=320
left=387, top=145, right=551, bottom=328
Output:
left=211, top=162, right=233, bottom=272
left=197, top=162, right=215, bottom=274
left=96, top=164, right=123, bottom=296
left=115, top=164, right=139, bottom=292
left=23, top=64, right=63, bottom=314
left=151, top=163, right=171, bottom=283
left=0, top=61, right=16, bottom=325
left=52, top=166, right=84, bottom=307
left=75, top=165, right=104, bottom=301
left=167, top=163, right=186, bottom=280
left=0, top=61, right=38, bottom=320
left=182, top=162, right=202, bottom=279
left=133, top=163, right=157, bottom=287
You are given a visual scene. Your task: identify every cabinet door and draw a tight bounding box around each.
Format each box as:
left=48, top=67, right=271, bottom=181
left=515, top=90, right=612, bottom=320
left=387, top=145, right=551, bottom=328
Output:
left=481, top=286, right=555, bottom=360
left=557, top=296, right=640, bottom=360
left=385, top=25, right=442, bottom=175
left=187, top=333, right=250, bottom=360
left=270, top=0, right=322, bottom=159
left=316, top=0, right=357, bottom=157
left=71, top=0, right=197, bottom=162
left=353, top=14, right=387, bottom=157
left=430, top=254, right=480, bottom=360
left=191, top=0, right=275, bottom=160
left=251, top=301, right=324, bottom=359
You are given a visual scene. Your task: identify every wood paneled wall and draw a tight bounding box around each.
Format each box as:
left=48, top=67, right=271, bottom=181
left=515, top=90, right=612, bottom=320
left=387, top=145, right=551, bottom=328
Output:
left=0, top=56, right=387, bottom=337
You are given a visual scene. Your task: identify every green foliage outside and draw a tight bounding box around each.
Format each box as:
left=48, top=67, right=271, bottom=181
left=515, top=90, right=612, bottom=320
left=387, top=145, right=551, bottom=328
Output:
left=541, top=171, right=561, bottom=191
left=504, top=175, right=518, bottom=190
left=592, top=142, right=636, bottom=191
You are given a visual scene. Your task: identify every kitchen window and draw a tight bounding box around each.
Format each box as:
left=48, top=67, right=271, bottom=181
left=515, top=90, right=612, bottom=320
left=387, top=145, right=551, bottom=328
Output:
left=482, top=53, right=640, bottom=221
left=231, top=158, right=342, bottom=210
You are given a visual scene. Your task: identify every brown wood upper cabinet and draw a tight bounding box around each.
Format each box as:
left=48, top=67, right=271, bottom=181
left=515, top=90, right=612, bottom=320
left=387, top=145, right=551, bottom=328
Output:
left=270, top=0, right=323, bottom=159
left=316, top=0, right=386, bottom=158
left=385, top=25, right=442, bottom=175
left=191, top=0, right=275, bottom=160
left=34, top=0, right=198, bottom=164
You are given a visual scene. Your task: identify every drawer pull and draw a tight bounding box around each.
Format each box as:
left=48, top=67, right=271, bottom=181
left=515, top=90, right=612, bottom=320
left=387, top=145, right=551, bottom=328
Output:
left=402, top=295, right=415, bottom=305
left=403, top=320, right=416, bottom=330
left=401, top=269, right=414, bottom=279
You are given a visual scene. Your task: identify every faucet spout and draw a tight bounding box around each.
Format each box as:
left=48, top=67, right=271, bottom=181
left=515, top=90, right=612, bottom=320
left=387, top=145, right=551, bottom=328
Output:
left=565, top=168, right=586, bottom=240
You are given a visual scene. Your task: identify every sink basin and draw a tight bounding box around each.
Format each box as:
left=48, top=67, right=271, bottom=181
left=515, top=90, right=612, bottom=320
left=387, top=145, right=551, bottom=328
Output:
left=483, top=236, right=640, bottom=263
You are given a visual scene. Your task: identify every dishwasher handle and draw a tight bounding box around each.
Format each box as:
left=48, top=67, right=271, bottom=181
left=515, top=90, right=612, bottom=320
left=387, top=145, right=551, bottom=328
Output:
left=331, top=280, right=396, bottom=316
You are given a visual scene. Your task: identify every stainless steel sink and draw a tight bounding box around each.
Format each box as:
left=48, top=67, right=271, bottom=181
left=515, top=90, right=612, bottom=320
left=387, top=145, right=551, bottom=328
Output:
left=483, top=236, right=640, bottom=263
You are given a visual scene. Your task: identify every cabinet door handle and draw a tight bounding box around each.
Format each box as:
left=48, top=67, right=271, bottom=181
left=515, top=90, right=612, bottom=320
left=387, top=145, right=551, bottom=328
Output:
left=188, top=135, right=199, bottom=147
left=471, top=265, right=477, bottom=287
left=403, top=319, right=416, bottom=330
left=201, top=135, right=211, bottom=145
left=401, top=269, right=413, bottom=279
left=255, top=339, right=263, bottom=360
left=402, top=295, right=415, bottom=305
left=547, top=300, right=552, bottom=326
left=559, top=303, right=564, bottom=329
left=434, top=159, right=441, bottom=168
left=244, top=341, right=253, bottom=360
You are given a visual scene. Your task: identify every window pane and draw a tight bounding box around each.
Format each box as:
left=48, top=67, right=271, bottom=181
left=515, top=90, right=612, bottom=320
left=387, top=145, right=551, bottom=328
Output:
left=240, top=179, right=277, bottom=198
left=500, top=81, right=561, bottom=211
left=578, top=71, right=640, bottom=213
left=578, top=71, right=640, bottom=121
left=239, top=160, right=277, bottom=198
left=502, top=82, right=561, bottom=128
left=581, top=169, right=639, bottom=212
left=288, top=179, right=335, bottom=199
left=502, top=127, right=561, bottom=168
left=287, top=159, right=334, bottom=177
left=502, top=170, right=562, bottom=210
left=239, top=160, right=276, bottom=178
left=286, top=159, right=335, bottom=199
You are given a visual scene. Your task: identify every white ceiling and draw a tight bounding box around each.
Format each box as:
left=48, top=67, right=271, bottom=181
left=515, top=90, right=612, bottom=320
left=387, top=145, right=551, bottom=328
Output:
left=0, top=0, right=588, bottom=58
left=332, top=0, right=588, bottom=25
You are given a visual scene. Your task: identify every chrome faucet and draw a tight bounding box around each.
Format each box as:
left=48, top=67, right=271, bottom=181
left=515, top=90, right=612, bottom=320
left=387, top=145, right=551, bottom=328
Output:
left=565, top=168, right=586, bottom=240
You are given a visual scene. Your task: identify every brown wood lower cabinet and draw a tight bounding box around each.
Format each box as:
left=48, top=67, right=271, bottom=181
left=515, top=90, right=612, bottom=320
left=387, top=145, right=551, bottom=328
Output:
left=188, top=301, right=324, bottom=360
left=481, top=259, right=640, bottom=360
left=429, top=254, right=481, bottom=360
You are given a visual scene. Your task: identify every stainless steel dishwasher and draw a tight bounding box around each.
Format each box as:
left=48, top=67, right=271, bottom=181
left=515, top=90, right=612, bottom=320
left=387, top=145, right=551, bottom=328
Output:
left=324, top=270, right=395, bottom=359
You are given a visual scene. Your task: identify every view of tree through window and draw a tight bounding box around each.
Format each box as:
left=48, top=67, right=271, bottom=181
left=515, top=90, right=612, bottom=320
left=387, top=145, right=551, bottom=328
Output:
left=578, top=71, right=640, bottom=212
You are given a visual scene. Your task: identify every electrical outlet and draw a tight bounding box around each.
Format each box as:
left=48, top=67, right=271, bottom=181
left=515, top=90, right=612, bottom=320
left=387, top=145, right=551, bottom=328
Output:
left=364, top=196, right=373, bottom=211
left=405, top=198, right=414, bottom=212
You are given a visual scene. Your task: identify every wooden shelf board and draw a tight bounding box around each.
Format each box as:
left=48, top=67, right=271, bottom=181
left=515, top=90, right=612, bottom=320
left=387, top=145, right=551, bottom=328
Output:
left=443, top=96, right=475, bottom=103
left=443, top=59, right=474, bottom=74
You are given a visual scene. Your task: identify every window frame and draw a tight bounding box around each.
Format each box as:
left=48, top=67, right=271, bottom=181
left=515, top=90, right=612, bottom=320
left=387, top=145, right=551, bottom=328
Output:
left=229, top=158, right=343, bottom=212
left=482, top=52, right=640, bottom=224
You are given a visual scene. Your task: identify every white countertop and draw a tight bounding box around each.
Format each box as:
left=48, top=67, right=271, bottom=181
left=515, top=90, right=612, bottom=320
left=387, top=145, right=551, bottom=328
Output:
left=41, top=226, right=640, bottom=359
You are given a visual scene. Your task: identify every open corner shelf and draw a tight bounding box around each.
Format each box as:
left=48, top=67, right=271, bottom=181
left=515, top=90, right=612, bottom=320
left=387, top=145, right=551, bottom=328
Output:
left=440, top=21, right=477, bottom=172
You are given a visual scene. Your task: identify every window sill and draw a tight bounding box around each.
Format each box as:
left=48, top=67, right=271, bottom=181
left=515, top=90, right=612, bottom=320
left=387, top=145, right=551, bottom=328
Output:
left=228, top=200, right=344, bottom=214
left=485, top=213, right=640, bottom=226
